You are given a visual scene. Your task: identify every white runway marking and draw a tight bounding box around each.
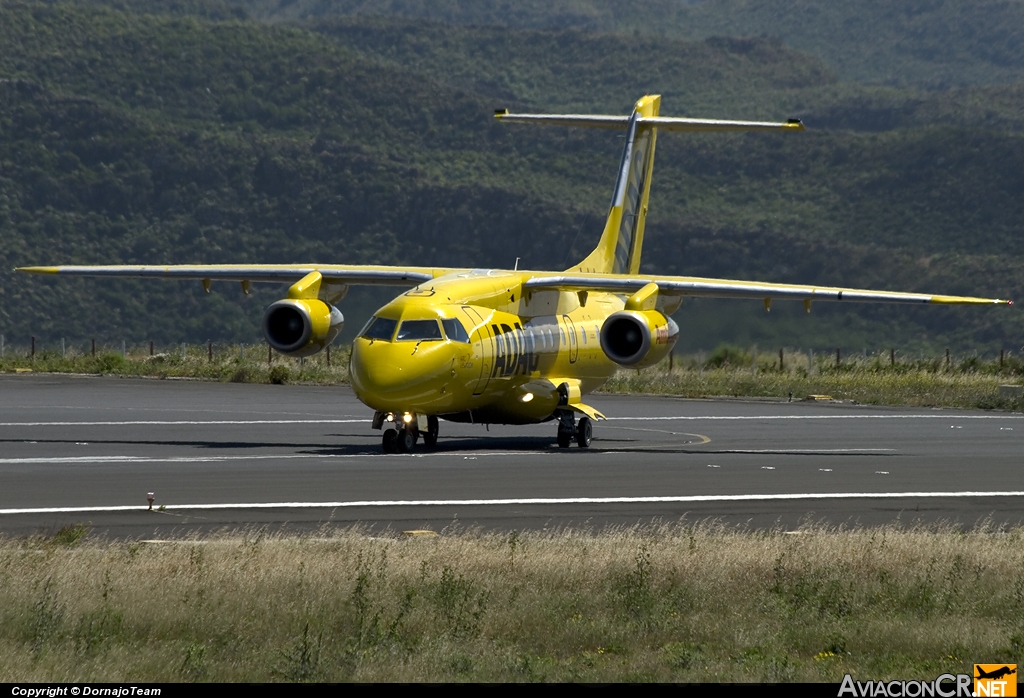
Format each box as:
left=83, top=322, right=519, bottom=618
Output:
left=3, top=490, right=1024, bottom=515
left=0, top=447, right=894, bottom=465
left=0, top=413, right=1020, bottom=427
left=0, top=419, right=367, bottom=427
left=604, top=414, right=1024, bottom=421
left=0, top=452, right=541, bottom=465
left=715, top=448, right=895, bottom=453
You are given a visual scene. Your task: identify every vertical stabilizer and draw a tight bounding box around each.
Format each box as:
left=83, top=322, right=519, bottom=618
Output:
left=494, top=96, right=803, bottom=275
left=572, top=95, right=660, bottom=274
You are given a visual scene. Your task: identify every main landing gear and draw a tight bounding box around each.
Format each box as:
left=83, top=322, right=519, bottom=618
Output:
left=556, top=410, right=592, bottom=449
left=375, top=412, right=438, bottom=454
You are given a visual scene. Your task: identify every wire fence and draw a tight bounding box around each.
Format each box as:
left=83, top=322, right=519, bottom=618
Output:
left=0, top=335, right=342, bottom=366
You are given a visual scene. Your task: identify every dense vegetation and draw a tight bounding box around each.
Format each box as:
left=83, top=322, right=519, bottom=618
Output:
left=243, top=0, right=1024, bottom=87
left=1, top=0, right=1021, bottom=353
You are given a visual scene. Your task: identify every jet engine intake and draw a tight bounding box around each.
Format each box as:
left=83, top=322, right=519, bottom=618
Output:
left=262, top=299, right=344, bottom=357
left=599, top=310, right=679, bottom=368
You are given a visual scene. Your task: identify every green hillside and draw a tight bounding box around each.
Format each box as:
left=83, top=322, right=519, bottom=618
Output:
left=240, top=0, right=1024, bottom=88
left=1, top=1, right=1021, bottom=355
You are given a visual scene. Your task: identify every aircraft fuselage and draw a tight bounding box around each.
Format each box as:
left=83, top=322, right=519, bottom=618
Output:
left=349, top=269, right=656, bottom=424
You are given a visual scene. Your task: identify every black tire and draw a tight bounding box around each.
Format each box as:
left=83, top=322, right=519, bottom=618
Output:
left=557, top=430, right=572, bottom=448
left=423, top=416, right=439, bottom=449
left=398, top=427, right=416, bottom=453
left=382, top=429, right=398, bottom=454
left=576, top=417, right=592, bottom=448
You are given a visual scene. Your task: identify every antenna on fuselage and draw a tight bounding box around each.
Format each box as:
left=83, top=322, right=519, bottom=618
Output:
left=514, top=257, right=520, bottom=270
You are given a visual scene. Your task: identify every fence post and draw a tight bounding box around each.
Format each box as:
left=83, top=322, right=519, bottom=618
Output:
left=268, top=343, right=272, bottom=365
left=208, top=341, right=213, bottom=363
left=61, top=338, right=65, bottom=358
left=326, top=344, right=331, bottom=367
left=1000, top=348, right=1005, bottom=368
left=808, top=349, right=813, bottom=373
left=836, top=347, right=841, bottom=368
left=150, top=341, right=154, bottom=356
left=890, top=348, right=895, bottom=366
left=945, top=348, right=950, bottom=369
left=779, top=348, right=784, bottom=372
left=1, top=334, right=4, bottom=359
left=31, top=336, right=35, bottom=361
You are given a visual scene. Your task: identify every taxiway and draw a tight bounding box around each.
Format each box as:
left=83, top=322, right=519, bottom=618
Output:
left=1, top=374, right=1022, bottom=537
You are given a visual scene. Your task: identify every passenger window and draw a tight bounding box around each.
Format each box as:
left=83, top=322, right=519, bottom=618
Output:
left=396, top=319, right=443, bottom=341
left=361, top=316, right=398, bottom=341
left=442, top=318, right=470, bottom=343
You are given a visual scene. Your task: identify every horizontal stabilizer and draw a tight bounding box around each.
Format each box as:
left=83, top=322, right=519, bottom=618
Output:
left=495, top=112, right=630, bottom=129
left=496, top=111, right=804, bottom=133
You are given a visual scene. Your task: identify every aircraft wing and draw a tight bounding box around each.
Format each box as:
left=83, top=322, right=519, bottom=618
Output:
left=523, top=274, right=1011, bottom=306
left=16, top=264, right=449, bottom=286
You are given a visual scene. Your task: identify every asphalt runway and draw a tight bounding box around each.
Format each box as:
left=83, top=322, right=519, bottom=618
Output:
left=2, top=373, right=1023, bottom=538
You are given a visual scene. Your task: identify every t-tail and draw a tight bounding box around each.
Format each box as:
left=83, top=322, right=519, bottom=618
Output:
left=495, top=96, right=805, bottom=274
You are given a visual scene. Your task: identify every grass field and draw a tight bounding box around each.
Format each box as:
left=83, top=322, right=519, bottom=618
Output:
left=2, top=343, right=1022, bottom=410
left=2, top=523, right=1022, bottom=682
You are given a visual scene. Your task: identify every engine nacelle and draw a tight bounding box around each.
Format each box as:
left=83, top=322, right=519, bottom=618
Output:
left=262, top=299, right=344, bottom=357
left=599, top=310, right=679, bottom=368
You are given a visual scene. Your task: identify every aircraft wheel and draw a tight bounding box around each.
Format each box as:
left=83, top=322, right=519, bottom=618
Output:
left=397, top=427, right=416, bottom=453
left=423, top=416, right=439, bottom=449
left=576, top=417, right=592, bottom=448
left=557, top=430, right=572, bottom=448
left=382, top=429, right=398, bottom=454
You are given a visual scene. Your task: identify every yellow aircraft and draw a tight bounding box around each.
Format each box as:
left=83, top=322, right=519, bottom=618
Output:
left=18, top=95, right=1012, bottom=453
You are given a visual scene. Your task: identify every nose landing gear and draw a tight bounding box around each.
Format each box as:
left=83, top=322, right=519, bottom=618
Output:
left=373, top=411, right=439, bottom=453
left=555, top=410, right=592, bottom=449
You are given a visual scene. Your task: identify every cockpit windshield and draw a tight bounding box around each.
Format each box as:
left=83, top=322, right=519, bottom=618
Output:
left=441, top=318, right=470, bottom=343
left=395, top=319, right=443, bottom=341
left=361, top=316, right=398, bottom=341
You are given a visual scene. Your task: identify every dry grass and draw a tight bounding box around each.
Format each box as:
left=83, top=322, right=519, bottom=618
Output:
left=604, top=350, right=1024, bottom=410
left=3, top=344, right=1022, bottom=409
left=2, top=523, right=1023, bottom=682
left=0, top=344, right=350, bottom=385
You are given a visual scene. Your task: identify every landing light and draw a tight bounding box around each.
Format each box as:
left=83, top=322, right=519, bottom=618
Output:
left=403, top=413, right=414, bottom=424
left=386, top=414, right=394, bottom=422
left=521, top=392, right=534, bottom=403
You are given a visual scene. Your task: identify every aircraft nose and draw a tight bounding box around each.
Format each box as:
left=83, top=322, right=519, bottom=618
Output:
left=349, top=338, right=457, bottom=412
